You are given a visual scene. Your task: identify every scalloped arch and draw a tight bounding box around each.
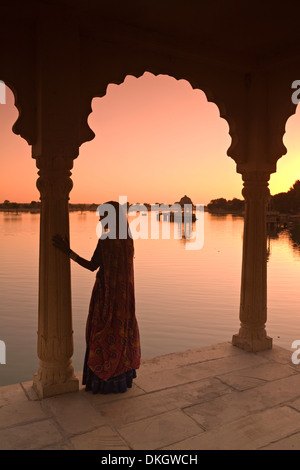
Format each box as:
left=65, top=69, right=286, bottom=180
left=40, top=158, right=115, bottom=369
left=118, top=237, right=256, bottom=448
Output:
left=0, top=76, right=34, bottom=146
left=80, top=69, right=239, bottom=165
left=271, top=101, right=298, bottom=168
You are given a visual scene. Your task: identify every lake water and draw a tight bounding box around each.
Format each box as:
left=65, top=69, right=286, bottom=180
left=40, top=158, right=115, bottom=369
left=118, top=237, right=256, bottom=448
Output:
left=1, top=210, right=300, bottom=386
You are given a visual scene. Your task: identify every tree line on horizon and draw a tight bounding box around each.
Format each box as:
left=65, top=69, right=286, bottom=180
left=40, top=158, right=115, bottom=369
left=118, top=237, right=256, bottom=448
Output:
left=207, top=180, right=300, bottom=214
left=1, top=180, right=300, bottom=214
left=0, top=200, right=99, bottom=213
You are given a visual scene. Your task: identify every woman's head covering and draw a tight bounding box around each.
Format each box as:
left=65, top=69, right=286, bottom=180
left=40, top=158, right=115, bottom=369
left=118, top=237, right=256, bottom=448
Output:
left=98, top=200, right=133, bottom=241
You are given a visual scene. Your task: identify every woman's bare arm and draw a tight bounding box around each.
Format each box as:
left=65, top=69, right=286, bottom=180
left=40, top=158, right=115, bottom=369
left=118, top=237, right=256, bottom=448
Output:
left=52, top=234, right=98, bottom=272
left=71, top=253, right=98, bottom=271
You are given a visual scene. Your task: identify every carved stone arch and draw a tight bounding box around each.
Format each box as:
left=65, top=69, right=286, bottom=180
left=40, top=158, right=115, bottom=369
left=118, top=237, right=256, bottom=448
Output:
left=79, top=65, right=241, bottom=167
left=0, top=74, right=36, bottom=147
left=270, top=101, right=297, bottom=170
left=0, top=16, right=36, bottom=147
left=266, top=67, right=299, bottom=170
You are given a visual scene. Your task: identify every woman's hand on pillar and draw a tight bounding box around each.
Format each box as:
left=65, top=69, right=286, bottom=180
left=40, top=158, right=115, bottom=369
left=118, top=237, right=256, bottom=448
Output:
left=52, top=234, right=70, bottom=255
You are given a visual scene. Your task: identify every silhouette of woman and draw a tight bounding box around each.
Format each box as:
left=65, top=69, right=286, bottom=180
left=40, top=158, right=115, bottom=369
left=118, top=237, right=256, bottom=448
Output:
left=52, top=201, right=141, bottom=394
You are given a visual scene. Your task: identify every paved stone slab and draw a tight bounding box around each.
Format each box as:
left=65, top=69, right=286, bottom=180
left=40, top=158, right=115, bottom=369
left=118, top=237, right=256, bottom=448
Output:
left=82, top=382, right=145, bottom=408
left=21, top=381, right=40, bottom=401
left=0, top=419, right=63, bottom=450
left=0, top=400, right=47, bottom=429
left=152, top=377, right=231, bottom=409
left=217, top=362, right=298, bottom=391
left=184, top=373, right=300, bottom=430
left=165, top=406, right=300, bottom=450
left=117, top=409, right=203, bottom=450
left=97, top=377, right=231, bottom=427
left=1, top=343, right=299, bottom=450
left=258, top=345, right=294, bottom=365
left=288, top=397, right=300, bottom=411
left=71, top=425, right=130, bottom=450
left=98, top=391, right=171, bottom=427
left=40, top=443, right=71, bottom=450
left=261, top=431, right=300, bottom=450
left=140, top=342, right=244, bottom=374
left=135, top=352, right=268, bottom=392
left=0, top=383, right=28, bottom=407
left=44, top=392, right=106, bottom=435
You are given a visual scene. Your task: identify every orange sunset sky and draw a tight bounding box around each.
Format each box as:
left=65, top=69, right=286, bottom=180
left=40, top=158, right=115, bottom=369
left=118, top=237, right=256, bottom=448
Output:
left=0, top=72, right=300, bottom=205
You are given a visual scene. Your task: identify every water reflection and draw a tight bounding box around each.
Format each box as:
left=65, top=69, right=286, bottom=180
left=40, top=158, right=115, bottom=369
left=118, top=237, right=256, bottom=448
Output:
left=208, top=213, right=228, bottom=219
left=2, top=210, right=300, bottom=386
left=268, top=219, right=300, bottom=257
left=163, top=216, right=197, bottom=248
left=3, top=213, right=22, bottom=221
left=283, top=220, right=300, bottom=255
left=177, top=220, right=195, bottom=244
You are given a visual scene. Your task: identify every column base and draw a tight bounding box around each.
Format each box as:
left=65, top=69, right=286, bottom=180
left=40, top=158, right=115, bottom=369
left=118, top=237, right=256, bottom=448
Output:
left=232, top=326, right=272, bottom=352
left=33, top=373, right=79, bottom=399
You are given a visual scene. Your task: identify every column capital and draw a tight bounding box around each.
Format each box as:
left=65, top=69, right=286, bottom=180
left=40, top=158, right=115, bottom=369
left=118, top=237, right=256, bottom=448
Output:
left=242, top=170, right=271, bottom=183
left=241, top=170, right=271, bottom=202
left=36, top=155, right=74, bottom=203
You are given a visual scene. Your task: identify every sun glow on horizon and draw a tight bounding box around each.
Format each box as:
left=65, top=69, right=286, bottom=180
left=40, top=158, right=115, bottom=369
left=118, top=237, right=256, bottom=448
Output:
left=0, top=75, right=299, bottom=205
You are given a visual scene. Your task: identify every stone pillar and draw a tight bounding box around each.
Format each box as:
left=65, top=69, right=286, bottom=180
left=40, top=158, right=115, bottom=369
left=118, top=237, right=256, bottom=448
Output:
left=31, top=6, right=81, bottom=397
left=33, top=155, right=79, bottom=398
left=232, top=171, right=273, bottom=351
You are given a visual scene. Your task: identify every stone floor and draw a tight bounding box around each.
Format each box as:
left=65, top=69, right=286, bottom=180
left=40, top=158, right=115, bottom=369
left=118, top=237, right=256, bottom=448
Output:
left=1, top=342, right=300, bottom=450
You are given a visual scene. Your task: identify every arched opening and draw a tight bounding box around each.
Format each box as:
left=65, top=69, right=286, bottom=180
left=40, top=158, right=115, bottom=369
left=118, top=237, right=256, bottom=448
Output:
left=267, top=105, right=300, bottom=350
left=71, top=72, right=244, bottom=370
left=0, top=83, right=39, bottom=386
left=2, top=71, right=299, bottom=386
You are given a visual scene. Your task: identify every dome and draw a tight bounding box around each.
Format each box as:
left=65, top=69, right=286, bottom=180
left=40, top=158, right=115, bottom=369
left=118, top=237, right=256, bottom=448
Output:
left=179, top=195, right=193, bottom=206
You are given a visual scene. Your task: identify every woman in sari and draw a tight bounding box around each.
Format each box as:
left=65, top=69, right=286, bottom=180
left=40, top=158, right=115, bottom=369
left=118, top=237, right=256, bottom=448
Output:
left=52, top=201, right=141, bottom=394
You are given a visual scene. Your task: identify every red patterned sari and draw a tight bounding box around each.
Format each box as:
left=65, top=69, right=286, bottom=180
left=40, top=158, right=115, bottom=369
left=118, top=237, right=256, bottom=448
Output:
left=83, top=237, right=141, bottom=393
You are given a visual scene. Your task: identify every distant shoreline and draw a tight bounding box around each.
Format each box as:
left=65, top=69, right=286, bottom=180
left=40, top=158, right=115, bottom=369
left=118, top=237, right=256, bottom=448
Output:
left=1, top=206, right=300, bottom=219
left=0, top=207, right=98, bottom=213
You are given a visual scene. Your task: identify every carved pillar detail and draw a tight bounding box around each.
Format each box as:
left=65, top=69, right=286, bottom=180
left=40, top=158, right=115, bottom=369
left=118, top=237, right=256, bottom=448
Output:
left=232, top=171, right=273, bottom=351
left=33, top=155, right=79, bottom=398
